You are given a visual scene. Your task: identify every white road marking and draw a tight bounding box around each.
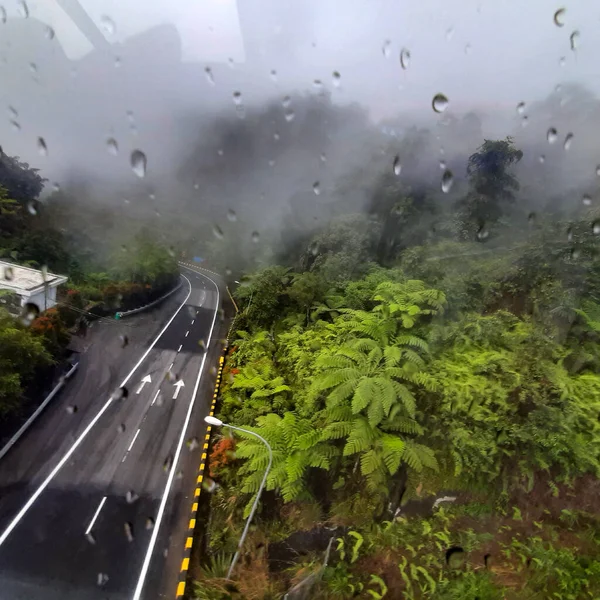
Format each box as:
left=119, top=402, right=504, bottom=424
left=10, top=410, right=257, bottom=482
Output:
left=0, top=275, right=194, bottom=548
left=177, top=344, right=182, bottom=352
left=128, top=429, right=141, bottom=452
left=168, top=363, right=173, bottom=370
left=132, top=268, right=220, bottom=600
left=185, top=331, right=189, bottom=337
left=151, top=389, right=160, bottom=406
left=191, top=319, right=194, bottom=325
left=84, top=496, right=107, bottom=535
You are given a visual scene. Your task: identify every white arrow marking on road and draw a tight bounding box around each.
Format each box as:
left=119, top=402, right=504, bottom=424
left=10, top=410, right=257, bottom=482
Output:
left=172, top=380, right=185, bottom=399
left=136, top=375, right=151, bottom=394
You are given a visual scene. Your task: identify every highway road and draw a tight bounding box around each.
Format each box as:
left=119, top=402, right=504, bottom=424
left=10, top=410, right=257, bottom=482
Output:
left=0, top=266, right=226, bottom=600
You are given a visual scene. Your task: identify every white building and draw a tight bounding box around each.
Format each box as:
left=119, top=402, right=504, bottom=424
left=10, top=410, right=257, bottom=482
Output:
left=0, top=261, right=68, bottom=314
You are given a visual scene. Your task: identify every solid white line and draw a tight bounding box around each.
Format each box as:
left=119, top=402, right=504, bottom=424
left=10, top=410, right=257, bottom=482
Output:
left=128, top=429, right=141, bottom=452
left=84, top=496, right=107, bottom=535
left=177, top=344, right=182, bottom=352
left=185, top=331, right=189, bottom=337
left=132, top=269, right=220, bottom=600
left=0, top=276, right=193, bottom=548
left=151, top=389, right=160, bottom=406
left=168, top=363, right=173, bottom=370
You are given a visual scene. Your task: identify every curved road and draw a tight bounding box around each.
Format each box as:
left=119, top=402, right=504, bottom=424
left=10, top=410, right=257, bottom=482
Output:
left=0, top=266, right=225, bottom=599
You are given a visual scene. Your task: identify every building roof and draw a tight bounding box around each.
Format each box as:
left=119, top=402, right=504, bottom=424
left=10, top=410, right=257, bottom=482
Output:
left=0, top=261, right=68, bottom=297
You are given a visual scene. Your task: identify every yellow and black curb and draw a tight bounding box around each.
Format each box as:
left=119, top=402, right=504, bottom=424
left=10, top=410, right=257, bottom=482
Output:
left=176, top=353, right=225, bottom=599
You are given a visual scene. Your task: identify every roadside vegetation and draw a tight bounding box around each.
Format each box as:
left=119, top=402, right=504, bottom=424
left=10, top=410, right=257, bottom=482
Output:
left=193, top=136, right=600, bottom=599
left=0, top=149, right=179, bottom=422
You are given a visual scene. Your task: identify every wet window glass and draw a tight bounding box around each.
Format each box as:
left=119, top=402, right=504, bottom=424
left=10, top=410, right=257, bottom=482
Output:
left=0, top=2, right=599, bottom=599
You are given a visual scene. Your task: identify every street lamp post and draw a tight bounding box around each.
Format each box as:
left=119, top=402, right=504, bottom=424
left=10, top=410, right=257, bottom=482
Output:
left=204, top=415, right=273, bottom=580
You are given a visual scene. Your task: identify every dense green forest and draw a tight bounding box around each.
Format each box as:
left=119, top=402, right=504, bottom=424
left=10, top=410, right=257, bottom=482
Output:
left=195, top=137, right=600, bottom=599
left=0, top=150, right=179, bottom=421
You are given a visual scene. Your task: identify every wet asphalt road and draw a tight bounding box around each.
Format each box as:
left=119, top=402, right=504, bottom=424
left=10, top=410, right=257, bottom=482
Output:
left=0, top=267, right=225, bottom=600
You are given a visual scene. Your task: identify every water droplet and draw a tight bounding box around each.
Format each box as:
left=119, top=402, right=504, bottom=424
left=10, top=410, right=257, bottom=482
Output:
left=97, top=573, right=109, bottom=587
left=37, top=137, right=47, bottom=156
left=126, top=110, right=134, bottom=122
left=3, top=265, right=13, bottom=280
left=313, top=79, right=323, bottom=92
left=559, top=56, right=566, bottom=67
left=29, top=62, right=37, bottom=75
left=27, top=201, right=37, bottom=215
left=439, top=160, right=446, bottom=170
left=17, top=1, right=28, bottom=18
left=204, top=66, right=215, bottom=86
left=10, top=120, right=19, bottom=132
left=521, top=116, right=529, bottom=128
left=251, top=231, right=260, bottom=243
left=45, top=25, right=55, bottom=40
left=400, top=48, right=411, bottom=70
left=582, top=194, right=592, bottom=206
left=282, top=95, right=292, bottom=108
left=569, top=30, right=579, bottom=51
left=227, top=209, right=237, bottom=222
left=130, top=149, right=146, bottom=178
left=8, top=106, right=17, bottom=118
left=284, top=109, right=295, bottom=122
left=270, top=69, right=277, bottom=82
left=268, top=159, right=275, bottom=167
left=225, top=267, right=232, bottom=276
left=445, top=27, right=454, bottom=41
left=19, top=303, right=38, bottom=325
left=114, top=56, right=121, bottom=68
left=212, top=224, right=224, bottom=239
left=146, top=517, right=155, bottom=530
left=52, top=183, right=60, bottom=192
left=464, top=43, right=472, bottom=55
left=100, top=15, right=116, bottom=36
left=516, top=102, right=526, bottom=115
left=313, top=181, right=321, bottom=195
left=477, top=225, right=490, bottom=241
left=441, top=169, right=454, bottom=193
left=112, top=386, right=128, bottom=401
left=217, top=149, right=224, bottom=157
left=596, top=165, right=600, bottom=177
left=382, top=40, right=391, bottom=58
left=563, top=132, right=574, bottom=150
left=86, top=532, right=96, bottom=545
left=332, top=71, right=341, bottom=88
left=320, top=153, right=327, bottom=163
left=593, top=221, right=600, bottom=235
left=554, top=8, right=566, bottom=27
left=273, top=131, right=280, bottom=141
left=106, top=137, right=118, bottom=155
left=117, top=423, right=125, bottom=433
left=432, top=93, right=449, bottom=113
left=393, top=155, right=401, bottom=176
left=571, top=248, right=580, bottom=260
left=567, top=227, right=573, bottom=242
left=528, top=212, right=536, bottom=225
left=125, top=490, right=139, bottom=504
left=0, top=7, right=5, bottom=24
left=124, top=522, right=134, bottom=542
left=547, top=128, right=558, bottom=144
left=66, top=405, right=77, bottom=414
left=539, top=155, right=545, bottom=164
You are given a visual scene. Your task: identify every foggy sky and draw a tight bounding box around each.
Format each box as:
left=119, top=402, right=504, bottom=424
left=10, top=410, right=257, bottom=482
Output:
left=0, top=0, right=599, bottom=233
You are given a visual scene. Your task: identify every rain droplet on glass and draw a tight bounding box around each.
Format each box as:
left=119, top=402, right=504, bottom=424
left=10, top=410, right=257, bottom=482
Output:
left=596, top=165, right=600, bottom=177
left=563, top=132, right=573, bottom=150
left=570, top=30, right=579, bottom=51
left=554, top=8, right=565, bottom=27
left=212, top=224, right=224, bottom=239
left=582, top=194, right=592, bottom=206
left=100, top=15, right=116, bottom=36
left=382, top=40, right=391, bottom=58
left=273, top=132, right=280, bottom=141
left=0, top=7, right=6, bottom=24
left=441, top=169, right=454, bottom=193
left=332, top=71, right=341, bottom=88
left=593, top=222, right=600, bottom=235
left=130, top=149, right=146, bottom=178
left=36, top=137, right=47, bottom=156
left=313, top=79, right=323, bottom=91
left=528, top=212, right=536, bottom=225
left=539, top=155, right=545, bottom=164
left=393, top=155, right=401, bottom=176
left=205, top=66, right=215, bottom=85
left=400, top=48, right=411, bottom=70
left=8, top=106, right=17, bottom=118
left=516, top=102, right=526, bottom=115
left=251, top=231, right=260, bottom=243
left=284, top=110, right=295, bottom=122
left=445, top=27, right=454, bottom=41
left=432, top=93, right=449, bottom=113
left=45, top=26, right=55, bottom=40
left=547, top=127, right=558, bottom=144
left=477, top=225, right=490, bottom=241
left=227, top=209, right=237, bottom=222
left=313, top=181, right=320, bottom=195
left=17, top=1, right=28, bottom=18
left=270, top=69, right=277, bottom=82
left=320, top=153, right=327, bottom=163
left=107, top=137, right=118, bottom=155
